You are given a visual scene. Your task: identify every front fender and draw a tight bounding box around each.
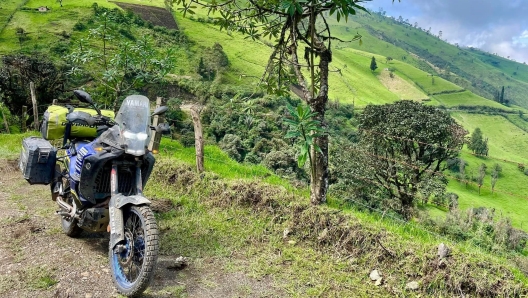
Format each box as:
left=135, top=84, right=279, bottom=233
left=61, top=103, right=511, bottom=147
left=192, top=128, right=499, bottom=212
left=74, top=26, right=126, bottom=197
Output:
left=109, top=194, right=151, bottom=250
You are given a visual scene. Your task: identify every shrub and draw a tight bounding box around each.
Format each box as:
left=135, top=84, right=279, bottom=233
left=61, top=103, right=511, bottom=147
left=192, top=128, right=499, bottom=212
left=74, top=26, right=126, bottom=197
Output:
left=73, top=22, right=87, bottom=31
left=423, top=207, right=527, bottom=253
left=219, top=134, right=244, bottom=162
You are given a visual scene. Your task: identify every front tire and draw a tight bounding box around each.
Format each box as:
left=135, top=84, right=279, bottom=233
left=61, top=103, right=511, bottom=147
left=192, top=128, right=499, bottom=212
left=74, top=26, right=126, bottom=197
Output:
left=109, top=205, right=159, bottom=297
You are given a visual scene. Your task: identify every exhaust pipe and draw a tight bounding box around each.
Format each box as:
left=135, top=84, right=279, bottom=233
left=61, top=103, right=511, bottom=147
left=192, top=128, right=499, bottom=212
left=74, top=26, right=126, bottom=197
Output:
left=56, top=195, right=79, bottom=220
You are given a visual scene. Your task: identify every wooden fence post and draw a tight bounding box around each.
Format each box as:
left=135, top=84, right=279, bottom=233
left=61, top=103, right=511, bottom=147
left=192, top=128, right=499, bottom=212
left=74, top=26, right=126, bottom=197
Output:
left=148, top=97, right=165, bottom=152
left=1, top=109, right=10, bottom=134
left=30, top=82, right=39, bottom=130
left=190, top=106, right=204, bottom=173
left=21, top=106, right=27, bottom=132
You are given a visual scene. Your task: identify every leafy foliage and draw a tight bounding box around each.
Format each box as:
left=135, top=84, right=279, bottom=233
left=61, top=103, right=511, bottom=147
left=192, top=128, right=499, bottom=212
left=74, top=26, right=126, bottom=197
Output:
left=284, top=104, right=323, bottom=168
left=358, top=100, right=467, bottom=219
left=67, top=7, right=176, bottom=110
left=467, top=127, right=489, bottom=156
left=0, top=54, right=66, bottom=116
left=166, top=0, right=366, bottom=204
left=370, top=56, right=378, bottom=72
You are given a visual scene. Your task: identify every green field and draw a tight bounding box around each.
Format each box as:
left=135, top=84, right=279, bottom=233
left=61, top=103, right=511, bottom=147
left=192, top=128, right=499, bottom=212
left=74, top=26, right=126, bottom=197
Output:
left=452, top=113, right=528, bottom=164
left=330, top=11, right=528, bottom=109
left=435, top=90, right=511, bottom=109
left=444, top=150, right=528, bottom=230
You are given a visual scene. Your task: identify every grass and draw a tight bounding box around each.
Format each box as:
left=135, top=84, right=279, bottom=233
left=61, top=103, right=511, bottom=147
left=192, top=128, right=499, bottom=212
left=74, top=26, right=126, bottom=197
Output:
left=435, top=90, right=512, bottom=109
left=0, top=131, right=38, bottom=158
left=159, top=138, right=303, bottom=192
left=0, top=132, right=527, bottom=296
left=451, top=112, right=528, bottom=165
left=143, top=153, right=528, bottom=297
left=377, top=68, right=429, bottom=101
left=444, top=150, right=528, bottom=230
left=331, top=11, right=528, bottom=109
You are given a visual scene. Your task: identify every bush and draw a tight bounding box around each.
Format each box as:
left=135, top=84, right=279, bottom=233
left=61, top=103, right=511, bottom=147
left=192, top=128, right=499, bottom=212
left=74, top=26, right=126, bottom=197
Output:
left=422, top=207, right=527, bottom=253
left=118, top=28, right=136, bottom=41
left=50, top=42, right=69, bottom=55
left=219, top=134, right=244, bottom=162
left=73, top=22, right=87, bottom=31
left=262, top=149, right=298, bottom=178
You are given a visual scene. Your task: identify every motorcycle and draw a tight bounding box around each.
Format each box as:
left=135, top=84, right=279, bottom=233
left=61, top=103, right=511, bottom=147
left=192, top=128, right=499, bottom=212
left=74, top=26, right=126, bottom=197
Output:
left=50, top=90, right=169, bottom=296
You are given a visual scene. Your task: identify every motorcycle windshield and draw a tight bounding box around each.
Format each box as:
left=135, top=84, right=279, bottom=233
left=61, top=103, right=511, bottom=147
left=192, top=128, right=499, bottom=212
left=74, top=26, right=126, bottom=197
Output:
left=115, top=95, right=151, bottom=156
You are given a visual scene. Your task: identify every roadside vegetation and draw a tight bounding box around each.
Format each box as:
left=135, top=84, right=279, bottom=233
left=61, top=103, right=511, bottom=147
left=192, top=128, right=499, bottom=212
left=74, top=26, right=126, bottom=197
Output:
left=1, top=1, right=528, bottom=296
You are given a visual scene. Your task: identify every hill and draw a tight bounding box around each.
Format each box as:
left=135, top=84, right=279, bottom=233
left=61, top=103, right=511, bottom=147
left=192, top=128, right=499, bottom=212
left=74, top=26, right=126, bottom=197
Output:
left=1, top=3, right=528, bottom=296
left=1, top=135, right=528, bottom=297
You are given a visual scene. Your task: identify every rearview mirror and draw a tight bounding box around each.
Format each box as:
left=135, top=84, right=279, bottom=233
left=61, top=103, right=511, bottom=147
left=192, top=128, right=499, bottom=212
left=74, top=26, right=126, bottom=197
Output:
left=73, top=90, right=102, bottom=116
left=156, top=123, right=171, bottom=135
left=152, top=106, right=168, bottom=117
left=73, top=90, right=94, bottom=105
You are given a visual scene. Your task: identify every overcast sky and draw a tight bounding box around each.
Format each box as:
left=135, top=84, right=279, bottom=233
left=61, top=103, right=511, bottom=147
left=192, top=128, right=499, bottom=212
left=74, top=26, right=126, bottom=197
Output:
left=365, top=0, right=528, bottom=63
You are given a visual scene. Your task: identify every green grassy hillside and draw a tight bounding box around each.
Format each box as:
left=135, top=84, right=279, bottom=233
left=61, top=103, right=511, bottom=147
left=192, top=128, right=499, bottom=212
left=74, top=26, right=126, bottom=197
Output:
left=331, top=11, right=528, bottom=109
left=2, top=0, right=528, bottom=240
left=2, top=135, right=528, bottom=297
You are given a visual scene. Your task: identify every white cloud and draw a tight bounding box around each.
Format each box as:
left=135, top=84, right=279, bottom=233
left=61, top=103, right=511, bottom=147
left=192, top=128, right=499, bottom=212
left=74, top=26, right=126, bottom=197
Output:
left=369, top=0, right=528, bottom=62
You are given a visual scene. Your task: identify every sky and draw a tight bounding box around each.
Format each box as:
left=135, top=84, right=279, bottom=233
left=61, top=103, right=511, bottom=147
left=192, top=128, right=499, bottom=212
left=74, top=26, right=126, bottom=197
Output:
left=364, top=0, right=528, bottom=63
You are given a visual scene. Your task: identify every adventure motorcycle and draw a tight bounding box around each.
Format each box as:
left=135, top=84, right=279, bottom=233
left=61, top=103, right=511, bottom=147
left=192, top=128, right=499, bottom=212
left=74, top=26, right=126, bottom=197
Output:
left=22, top=90, right=169, bottom=296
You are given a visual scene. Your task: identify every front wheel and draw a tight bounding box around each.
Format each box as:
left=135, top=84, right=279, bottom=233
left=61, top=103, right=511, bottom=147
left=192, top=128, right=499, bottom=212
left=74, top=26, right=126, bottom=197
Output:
left=109, top=205, right=159, bottom=297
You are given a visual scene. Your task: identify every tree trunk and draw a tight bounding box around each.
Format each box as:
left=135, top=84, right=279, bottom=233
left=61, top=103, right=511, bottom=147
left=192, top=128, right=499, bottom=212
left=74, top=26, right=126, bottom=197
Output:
left=190, top=106, right=204, bottom=173
left=148, top=97, right=164, bottom=152
left=309, top=48, right=331, bottom=205
left=30, top=82, right=39, bottom=130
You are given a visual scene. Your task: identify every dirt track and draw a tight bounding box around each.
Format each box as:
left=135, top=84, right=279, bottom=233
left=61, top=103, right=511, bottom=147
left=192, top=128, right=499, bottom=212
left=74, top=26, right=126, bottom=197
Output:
left=0, top=159, right=276, bottom=298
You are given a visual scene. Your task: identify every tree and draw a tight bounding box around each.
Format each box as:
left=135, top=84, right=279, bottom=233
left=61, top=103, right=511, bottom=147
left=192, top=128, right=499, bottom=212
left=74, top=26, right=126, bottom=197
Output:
left=15, top=27, right=30, bottom=47
left=358, top=100, right=467, bottom=219
left=68, top=9, right=175, bottom=111
left=385, top=56, right=393, bottom=64
left=167, top=0, right=370, bottom=205
left=467, top=128, right=489, bottom=156
left=477, top=163, right=487, bottom=195
left=0, top=54, right=66, bottom=117
left=370, top=56, right=378, bottom=72
left=491, top=163, right=502, bottom=193
left=500, top=86, right=505, bottom=103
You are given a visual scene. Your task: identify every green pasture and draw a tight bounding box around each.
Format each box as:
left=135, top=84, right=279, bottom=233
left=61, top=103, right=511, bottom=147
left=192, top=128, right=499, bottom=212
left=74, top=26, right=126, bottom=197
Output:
left=435, top=90, right=512, bottom=109
left=444, top=150, right=528, bottom=230
left=451, top=112, right=528, bottom=165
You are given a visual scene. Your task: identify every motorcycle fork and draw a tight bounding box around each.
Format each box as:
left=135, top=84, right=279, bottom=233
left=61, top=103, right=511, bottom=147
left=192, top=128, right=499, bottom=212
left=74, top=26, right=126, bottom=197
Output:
left=109, top=160, right=144, bottom=250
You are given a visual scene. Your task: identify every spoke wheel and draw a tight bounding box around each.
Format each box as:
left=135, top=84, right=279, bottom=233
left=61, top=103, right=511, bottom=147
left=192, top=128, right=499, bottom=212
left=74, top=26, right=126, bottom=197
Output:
left=110, top=205, right=158, bottom=297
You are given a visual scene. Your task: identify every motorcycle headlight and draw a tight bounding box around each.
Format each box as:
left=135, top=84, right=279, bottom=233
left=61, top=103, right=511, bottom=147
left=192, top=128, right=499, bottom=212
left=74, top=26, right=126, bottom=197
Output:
left=123, top=131, right=148, bottom=141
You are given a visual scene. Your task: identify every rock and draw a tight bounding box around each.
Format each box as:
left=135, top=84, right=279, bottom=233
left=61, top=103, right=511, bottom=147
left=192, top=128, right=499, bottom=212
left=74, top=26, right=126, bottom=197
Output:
left=85, top=293, right=93, bottom=298
left=283, top=228, right=290, bottom=239
left=438, top=243, right=450, bottom=259
left=288, top=240, right=296, bottom=245
left=369, top=269, right=381, bottom=281
left=405, top=281, right=419, bottom=290
left=375, top=277, right=383, bottom=286
left=167, top=256, right=189, bottom=270
left=317, top=228, right=328, bottom=241
left=81, top=271, right=89, bottom=277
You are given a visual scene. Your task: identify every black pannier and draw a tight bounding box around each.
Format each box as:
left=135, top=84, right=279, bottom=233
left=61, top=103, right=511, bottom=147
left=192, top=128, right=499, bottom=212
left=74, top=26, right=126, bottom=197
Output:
left=19, top=137, right=57, bottom=185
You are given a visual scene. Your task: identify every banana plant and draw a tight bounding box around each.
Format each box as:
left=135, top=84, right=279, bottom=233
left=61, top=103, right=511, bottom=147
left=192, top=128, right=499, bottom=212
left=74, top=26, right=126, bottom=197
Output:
left=284, top=104, right=324, bottom=177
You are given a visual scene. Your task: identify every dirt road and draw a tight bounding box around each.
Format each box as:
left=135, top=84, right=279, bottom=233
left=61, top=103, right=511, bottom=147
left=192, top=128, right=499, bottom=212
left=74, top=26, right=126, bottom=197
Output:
left=0, top=159, right=276, bottom=298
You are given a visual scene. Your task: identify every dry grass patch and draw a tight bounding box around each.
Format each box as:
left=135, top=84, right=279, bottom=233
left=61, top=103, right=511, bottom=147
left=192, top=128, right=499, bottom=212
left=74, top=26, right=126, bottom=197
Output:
left=378, top=69, right=429, bottom=101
